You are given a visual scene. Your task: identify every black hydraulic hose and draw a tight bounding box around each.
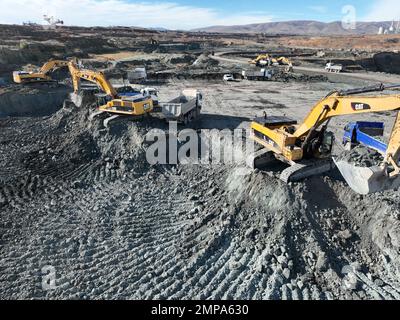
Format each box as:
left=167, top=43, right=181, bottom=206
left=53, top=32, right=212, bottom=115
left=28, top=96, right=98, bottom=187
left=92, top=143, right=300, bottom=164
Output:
left=338, top=83, right=400, bottom=96
left=338, top=83, right=385, bottom=96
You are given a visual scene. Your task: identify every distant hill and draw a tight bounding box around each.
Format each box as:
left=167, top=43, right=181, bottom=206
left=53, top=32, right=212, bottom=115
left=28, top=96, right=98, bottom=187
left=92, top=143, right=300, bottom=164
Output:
left=191, top=20, right=394, bottom=35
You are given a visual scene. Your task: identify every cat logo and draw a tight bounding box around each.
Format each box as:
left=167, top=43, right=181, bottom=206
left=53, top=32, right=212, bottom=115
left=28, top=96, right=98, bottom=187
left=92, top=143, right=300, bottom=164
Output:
left=351, top=102, right=371, bottom=111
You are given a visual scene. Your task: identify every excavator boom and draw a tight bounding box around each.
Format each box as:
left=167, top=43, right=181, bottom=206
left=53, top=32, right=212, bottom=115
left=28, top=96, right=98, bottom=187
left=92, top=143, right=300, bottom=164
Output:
left=68, top=60, right=118, bottom=97
left=39, top=60, right=69, bottom=74
left=295, top=95, right=400, bottom=137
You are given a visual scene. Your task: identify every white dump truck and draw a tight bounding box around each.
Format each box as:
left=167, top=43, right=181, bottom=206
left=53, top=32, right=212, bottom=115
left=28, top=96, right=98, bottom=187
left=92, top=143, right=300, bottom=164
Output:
left=325, top=62, right=343, bottom=73
left=158, top=89, right=203, bottom=124
left=242, top=68, right=273, bottom=81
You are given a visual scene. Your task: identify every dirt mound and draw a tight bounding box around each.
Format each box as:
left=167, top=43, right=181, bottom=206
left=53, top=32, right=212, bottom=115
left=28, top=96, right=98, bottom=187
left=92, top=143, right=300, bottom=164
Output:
left=0, top=85, right=70, bottom=117
left=192, top=54, right=220, bottom=70
left=1, top=94, right=400, bottom=300
left=165, top=54, right=197, bottom=65
left=272, top=70, right=328, bottom=82
left=373, top=52, right=400, bottom=74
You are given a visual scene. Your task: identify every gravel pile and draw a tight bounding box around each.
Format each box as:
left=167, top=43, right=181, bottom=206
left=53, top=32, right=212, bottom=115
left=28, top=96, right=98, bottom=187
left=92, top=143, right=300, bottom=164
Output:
left=272, top=70, right=328, bottom=83
left=337, top=145, right=384, bottom=167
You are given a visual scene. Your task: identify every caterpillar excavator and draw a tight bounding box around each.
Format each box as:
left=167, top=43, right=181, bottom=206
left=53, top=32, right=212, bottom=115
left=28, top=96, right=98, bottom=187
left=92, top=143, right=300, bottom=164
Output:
left=275, top=57, right=293, bottom=72
left=249, top=83, right=400, bottom=194
left=68, top=60, right=153, bottom=126
left=249, top=54, right=272, bottom=66
left=13, top=59, right=69, bottom=84
left=249, top=54, right=293, bottom=71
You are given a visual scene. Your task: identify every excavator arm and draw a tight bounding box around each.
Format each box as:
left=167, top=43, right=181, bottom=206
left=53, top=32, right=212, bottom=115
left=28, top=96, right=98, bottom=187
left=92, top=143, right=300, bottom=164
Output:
left=334, top=112, right=400, bottom=194
left=383, top=112, right=400, bottom=174
left=39, top=60, right=69, bottom=74
left=276, top=57, right=292, bottom=66
left=294, top=94, right=400, bottom=137
left=68, top=61, right=118, bottom=98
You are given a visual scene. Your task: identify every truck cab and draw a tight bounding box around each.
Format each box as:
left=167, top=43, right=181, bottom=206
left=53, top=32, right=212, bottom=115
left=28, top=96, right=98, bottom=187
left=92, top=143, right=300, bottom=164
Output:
left=141, top=87, right=159, bottom=106
left=325, top=62, right=343, bottom=73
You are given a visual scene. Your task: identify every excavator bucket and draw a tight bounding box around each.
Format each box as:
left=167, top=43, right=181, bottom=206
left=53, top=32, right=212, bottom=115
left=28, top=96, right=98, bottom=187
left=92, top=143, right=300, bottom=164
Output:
left=333, top=158, right=400, bottom=194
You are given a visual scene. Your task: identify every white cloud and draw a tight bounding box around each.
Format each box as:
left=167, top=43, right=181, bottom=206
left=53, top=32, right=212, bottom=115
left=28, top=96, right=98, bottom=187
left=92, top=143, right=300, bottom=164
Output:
left=0, top=0, right=273, bottom=30
left=363, top=0, right=400, bottom=21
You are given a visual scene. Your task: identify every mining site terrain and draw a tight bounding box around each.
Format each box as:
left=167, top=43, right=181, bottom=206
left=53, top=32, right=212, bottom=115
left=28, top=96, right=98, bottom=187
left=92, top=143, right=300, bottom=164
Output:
left=1, top=25, right=400, bottom=300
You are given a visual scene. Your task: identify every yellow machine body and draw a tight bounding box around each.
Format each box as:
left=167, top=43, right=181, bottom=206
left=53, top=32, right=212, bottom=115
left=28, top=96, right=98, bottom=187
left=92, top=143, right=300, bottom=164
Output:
left=68, top=60, right=153, bottom=116
left=13, top=60, right=68, bottom=84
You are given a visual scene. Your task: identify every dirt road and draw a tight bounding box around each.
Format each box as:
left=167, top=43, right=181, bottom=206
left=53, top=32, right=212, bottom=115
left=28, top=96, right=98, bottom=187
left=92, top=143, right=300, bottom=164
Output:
left=211, top=52, right=400, bottom=84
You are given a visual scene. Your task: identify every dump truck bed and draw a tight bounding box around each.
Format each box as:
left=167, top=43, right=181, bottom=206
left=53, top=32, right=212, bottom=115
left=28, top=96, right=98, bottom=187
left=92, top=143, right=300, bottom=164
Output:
left=159, top=89, right=201, bottom=122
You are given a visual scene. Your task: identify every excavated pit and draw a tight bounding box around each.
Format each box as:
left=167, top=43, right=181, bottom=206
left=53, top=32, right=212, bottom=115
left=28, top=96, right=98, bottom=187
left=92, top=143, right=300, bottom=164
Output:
left=0, top=85, right=69, bottom=117
left=1, top=93, right=400, bottom=300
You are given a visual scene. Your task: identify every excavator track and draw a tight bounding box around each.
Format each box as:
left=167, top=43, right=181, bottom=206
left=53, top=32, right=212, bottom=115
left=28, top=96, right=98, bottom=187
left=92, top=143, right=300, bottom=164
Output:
left=247, top=149, right=335, bottom=183
left=246, top=149, right=279, bottom=169
left=280, top=159, right=335, bottom=183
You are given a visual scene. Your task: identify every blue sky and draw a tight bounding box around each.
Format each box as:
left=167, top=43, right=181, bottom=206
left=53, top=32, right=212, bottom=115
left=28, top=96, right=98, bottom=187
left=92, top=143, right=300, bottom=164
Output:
left=0, top=0, right=398, bottom=29
left=166, top=0, right=371, bottom=22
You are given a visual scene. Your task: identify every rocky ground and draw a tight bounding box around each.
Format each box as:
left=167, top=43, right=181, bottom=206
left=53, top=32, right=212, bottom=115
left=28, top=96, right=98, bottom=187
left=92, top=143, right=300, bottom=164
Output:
left=1, top=78, right=400, bottom=300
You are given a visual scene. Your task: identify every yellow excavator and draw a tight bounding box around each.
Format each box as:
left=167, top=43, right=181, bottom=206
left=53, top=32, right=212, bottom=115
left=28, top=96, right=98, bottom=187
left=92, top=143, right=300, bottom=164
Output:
left=249, top=54, right=272, bottom=66
left=13, top=59, right=69, bottom=84
left=249, top=83, right=400, bottom=194
left=249, top=54, right=293, bottom=71
left=275, top=57, right=293, bottom=72
left=67, top=60, right=153, bottom=120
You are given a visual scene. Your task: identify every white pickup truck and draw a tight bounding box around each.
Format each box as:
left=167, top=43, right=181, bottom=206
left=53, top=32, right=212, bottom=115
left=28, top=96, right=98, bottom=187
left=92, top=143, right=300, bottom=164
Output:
left=223, top=74, right=235, bottom=81
left=158, top=89, right=203, bottom=124
left=325, top=62, right=343, bottom=73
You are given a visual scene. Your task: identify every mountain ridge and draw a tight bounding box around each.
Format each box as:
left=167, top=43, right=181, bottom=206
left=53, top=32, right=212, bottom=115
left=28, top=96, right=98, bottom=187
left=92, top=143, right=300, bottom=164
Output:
left=191, top=20, right=395, bottom=35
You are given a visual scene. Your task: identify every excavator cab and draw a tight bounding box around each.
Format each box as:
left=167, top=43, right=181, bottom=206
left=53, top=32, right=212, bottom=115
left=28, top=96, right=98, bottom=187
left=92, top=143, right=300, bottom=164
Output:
left=95, top=93, right=111, bottom=108
left=317, top=130, right=334, bottom=158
